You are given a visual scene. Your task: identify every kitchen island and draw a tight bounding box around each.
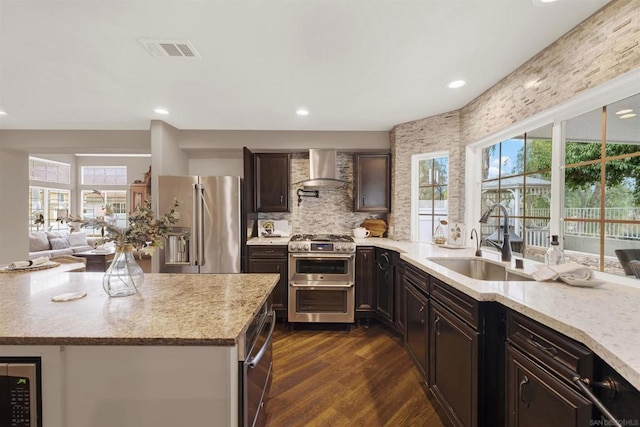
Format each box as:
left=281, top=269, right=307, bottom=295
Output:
left=0, top=272, right=279, bottom=427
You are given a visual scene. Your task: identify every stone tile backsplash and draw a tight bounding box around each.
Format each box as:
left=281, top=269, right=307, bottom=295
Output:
left=259, top=152, right=387, bottom=236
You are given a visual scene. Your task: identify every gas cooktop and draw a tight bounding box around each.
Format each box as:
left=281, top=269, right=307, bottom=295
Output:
left=288, top=234, right=355, bottom=253
left=289, top=234, right=354, bottom=243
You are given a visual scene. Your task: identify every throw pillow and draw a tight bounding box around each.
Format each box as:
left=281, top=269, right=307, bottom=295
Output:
left=49, top=237, right=71, bottom=250
left=29, top=231, right=50, bottom=252
left=46, top=231, right=69, bottom=240
left=68, top=232, right=88, bottom=247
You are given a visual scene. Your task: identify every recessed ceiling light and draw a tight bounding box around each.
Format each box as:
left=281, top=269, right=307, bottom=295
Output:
left=447, top=80, right=466, bottom=89
left=620, top=113, right=637, bottom=119
left=0, top=111, right=7, bottom=116
left=539, top=0, right=557, bottom=3
left=616, top=109, right=633, bottom=115
left=154, top=108, right=169, bottom=115
left=296, top=109, right=309, bottom=116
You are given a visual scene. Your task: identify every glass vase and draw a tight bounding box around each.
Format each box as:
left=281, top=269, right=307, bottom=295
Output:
left=103, top=243, right=143, bottom=297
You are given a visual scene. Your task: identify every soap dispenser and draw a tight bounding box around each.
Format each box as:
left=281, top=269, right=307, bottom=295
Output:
left=545, top=235, right=565, bottom=265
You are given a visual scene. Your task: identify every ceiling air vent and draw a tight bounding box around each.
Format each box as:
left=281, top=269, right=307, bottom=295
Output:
left=138, top=39, right=201, bottom=59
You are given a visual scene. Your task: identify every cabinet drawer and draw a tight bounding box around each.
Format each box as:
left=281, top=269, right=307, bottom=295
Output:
left=430, top=277, right=479, bottom=329
left=402, top=262, right=429, bottom=295
left=248, top=245, right=288, bottom=259
left=507, top=310, right=593, bottom=383
left=506, top=344, right=592, bottom=427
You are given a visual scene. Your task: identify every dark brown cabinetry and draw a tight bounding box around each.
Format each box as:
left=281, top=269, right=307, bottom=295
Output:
left=355, top=247, right=375, bottom=321
left=403, top=261, right=430, bottom=382
left=394, top=261, right=406, bottom=334
left=354, top=153, right=390, bottom=213
left=247, top=246, right=288, bottom=319
left=506, top=345, right=592, bottom=427
left=430, top=300, right=479, bottom=427
left=374, top=248, right=396, bottom=326
left=428, top=276, right=503, bottom=427
left=255, top=153, right=290, bottom=212
left=505, top=310, right=595, bottom=427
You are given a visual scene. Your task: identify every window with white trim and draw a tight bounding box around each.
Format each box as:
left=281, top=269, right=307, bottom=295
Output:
left=81, top=166, right=127, bottom=185
left=412, top=152, right=449, bottom=242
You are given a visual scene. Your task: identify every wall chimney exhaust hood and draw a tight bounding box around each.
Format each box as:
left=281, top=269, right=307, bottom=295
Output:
left=293, top=149, right=345, bottom=188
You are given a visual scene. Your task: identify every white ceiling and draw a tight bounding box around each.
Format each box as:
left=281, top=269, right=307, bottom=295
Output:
left=0, top=0, right=610, bottom=131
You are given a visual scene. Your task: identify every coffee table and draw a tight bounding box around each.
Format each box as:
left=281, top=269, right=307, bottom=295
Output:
left=74, top=250, right=115, bottom=272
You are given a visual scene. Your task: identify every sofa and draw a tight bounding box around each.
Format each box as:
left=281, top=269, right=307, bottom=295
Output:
left=28, top=230, right=152, bottom=272
left=28, top=230, right=98, bottom=260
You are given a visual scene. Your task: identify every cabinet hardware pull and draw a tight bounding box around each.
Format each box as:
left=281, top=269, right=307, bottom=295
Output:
left=573, top=377, right=622, bottom=427
left=276, top=265, right=280, bottom=273
left=519, top=375, right=530, bottom=407
left=362, top=196, right=366, bottom=206
left=528, top=334, right=558, bottom=356
left=434, top=316, right=440, bottom=335
left=419, top=306, right=425, bottom=324
left=280, top=195, right=284, bottom=204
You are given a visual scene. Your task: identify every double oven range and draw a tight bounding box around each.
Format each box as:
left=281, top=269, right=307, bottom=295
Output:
left=287, top=234, right=356, bottom=323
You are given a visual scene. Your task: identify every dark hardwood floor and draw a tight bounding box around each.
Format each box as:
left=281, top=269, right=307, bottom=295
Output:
left=265, top=323, right=446, bottom=427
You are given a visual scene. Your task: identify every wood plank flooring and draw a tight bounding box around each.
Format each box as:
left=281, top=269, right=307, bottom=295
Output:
left=265, top=323, right=446, bottom=427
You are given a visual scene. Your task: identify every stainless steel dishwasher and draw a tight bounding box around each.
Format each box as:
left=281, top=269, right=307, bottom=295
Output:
left=239, top=302, right=276, bottom=427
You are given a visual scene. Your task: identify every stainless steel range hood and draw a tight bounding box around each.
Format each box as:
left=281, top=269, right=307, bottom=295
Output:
left=294, top=149, right=345, bottom=188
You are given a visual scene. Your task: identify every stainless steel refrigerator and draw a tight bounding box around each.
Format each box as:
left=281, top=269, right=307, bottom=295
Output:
left=157, top=175, right=243, bottom=273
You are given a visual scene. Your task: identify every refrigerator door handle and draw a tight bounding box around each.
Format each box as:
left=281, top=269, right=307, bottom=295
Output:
left=196, top=183, right=205, bottom=266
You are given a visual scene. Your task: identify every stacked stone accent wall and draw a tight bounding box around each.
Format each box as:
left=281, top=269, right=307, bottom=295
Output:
left=390, top=0, right=640, bottom=241
left=389, top=112, right=461, bottom=241
left=460, top=0, right=640, bottom=145
left=261, top=152, right=382, bottom=235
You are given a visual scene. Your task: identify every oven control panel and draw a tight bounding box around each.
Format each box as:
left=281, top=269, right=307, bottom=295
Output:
left=288, top=242, right=355, bottom=253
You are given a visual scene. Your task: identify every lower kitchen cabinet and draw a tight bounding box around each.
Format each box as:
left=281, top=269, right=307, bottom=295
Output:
left=405, top=277, right=429, bottom=381
left=247, top=246, right=288, bottom=319
left=394, top=260, right=406, bottom=334
left=429, top=300, right=479, bottom=427
left=355, top=247, right=376, bottom=322
left=374, top=248, right=396, bottom=326
left=506, top=344, right=592, bottom=427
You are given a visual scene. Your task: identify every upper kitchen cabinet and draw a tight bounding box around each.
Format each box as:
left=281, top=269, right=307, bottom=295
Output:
left=255, top=153, right=290, bottom=212
left=354, top=153, right=390, bottom=213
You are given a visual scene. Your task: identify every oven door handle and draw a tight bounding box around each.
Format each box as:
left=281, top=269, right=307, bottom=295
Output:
left=247, top=310, right=276, bottom=369
left=290, top=253, right=355, bottom=259
left=290, top=282, right=355, bottom=288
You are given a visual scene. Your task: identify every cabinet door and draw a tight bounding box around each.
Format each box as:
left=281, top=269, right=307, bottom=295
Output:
left=394, top=261, right=406, bottom=334
left=404, top=282, right=429, bottom=381
left=375, top=249, right=394, bottom=324
left=506, top=345, right=592, bottom=427
left=355, top=247, right=375, bottom=316
left=248, top=258, right=288, bottom=318
left=354, top=153, right=390, bottom=212
left=255, top=153, right=290, bottom=212
left=430, top=301, right=479, bottom=427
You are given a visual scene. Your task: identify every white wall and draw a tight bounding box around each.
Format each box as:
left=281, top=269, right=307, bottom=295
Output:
left=188, top=151, right=244, bottom=177
left=0, top=149, right=29, bottom=264
left=179, top=130, right=390, bottom=152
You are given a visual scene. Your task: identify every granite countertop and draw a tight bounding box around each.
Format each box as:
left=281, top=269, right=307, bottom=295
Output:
left=247, top=236, right=291, bottom=245
left=0, top=272, right=279, bottom=347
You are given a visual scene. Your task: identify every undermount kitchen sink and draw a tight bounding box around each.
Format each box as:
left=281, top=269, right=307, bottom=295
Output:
left=429, top=258, right=533, bottom=281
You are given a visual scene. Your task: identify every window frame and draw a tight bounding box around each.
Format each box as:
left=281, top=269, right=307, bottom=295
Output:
left=466, top=69, right=640, bottom=274
left=411, top=151, right=449, bottom=242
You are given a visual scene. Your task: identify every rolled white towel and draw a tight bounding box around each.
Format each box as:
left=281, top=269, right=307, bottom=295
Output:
left=8, top=256, right=49, bottom=270
left=532, top=263, right=594, bottom=282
